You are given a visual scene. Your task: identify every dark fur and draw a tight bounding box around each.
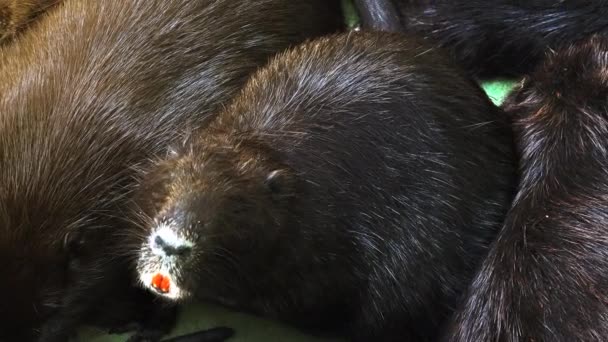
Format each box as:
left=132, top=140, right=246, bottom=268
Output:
left=353, top=0, right=400, bottom=31
left=0, top=0, right=342, bottom=340
left=444, top=35, right=608, bottom=341
left=0, top=0, right=59, bottom=43
left=355, top=0, right=608, bottom=79
left=135, top=32, right=516, bottom=342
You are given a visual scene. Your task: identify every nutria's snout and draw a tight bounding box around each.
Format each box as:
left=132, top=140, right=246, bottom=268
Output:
left=149, top=225, right=194, bottom=258
left=137, top=216, right=198, bottom=301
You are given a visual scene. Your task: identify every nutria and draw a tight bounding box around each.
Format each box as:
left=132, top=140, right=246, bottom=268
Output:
left=443, top=34, right=608, bottom=342
left=0, top=0, right=342, bottom=340
left=354, top=0, right=608, bottom=79
left=0, top=0, right=59, bottom=43
left=133, top=31, right=516, bottom=342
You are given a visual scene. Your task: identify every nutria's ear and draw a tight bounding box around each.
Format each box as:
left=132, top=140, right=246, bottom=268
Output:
left=264, top=169, right=293, bottom=198
left=63, top=229, right=86, bottom=256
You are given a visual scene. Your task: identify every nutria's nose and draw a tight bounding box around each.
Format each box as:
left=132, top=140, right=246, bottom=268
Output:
left=153, top=234, right=192, bottom=257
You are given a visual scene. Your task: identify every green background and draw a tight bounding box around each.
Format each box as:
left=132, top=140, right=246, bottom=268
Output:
left=77, top=1, right=518, bottom=340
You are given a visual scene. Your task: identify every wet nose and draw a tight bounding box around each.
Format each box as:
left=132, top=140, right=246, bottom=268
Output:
left=153, top=235, right=192, bottom=256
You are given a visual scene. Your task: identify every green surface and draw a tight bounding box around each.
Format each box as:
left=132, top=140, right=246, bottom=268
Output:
left=481, top=79, right=517, bottom=106
left=77, top=1, right=519, bottom=340
left=341, top=0, right=359, bottom=29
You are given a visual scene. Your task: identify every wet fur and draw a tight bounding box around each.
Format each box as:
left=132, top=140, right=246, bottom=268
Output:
left=443, top=35, right=608, bottom=341
left=0, top=0, right=342, bottom=340
left=355, top=0, right=608, bottom=78
left=136, top=32, right=516, bottom=341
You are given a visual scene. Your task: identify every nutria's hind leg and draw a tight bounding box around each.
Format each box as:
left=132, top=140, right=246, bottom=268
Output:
left=159, top=327, right=235, bottom=342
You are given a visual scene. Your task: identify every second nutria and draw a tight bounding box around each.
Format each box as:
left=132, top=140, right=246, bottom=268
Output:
left=354, top=0, right=608, bottom=79
left=0, top=0, right=342, bottom=340
left=134, top=31, right=516, bottom=341
left=443, top=35, right=608, bottom=342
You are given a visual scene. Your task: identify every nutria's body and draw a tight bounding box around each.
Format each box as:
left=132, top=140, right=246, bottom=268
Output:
left=0, top=0, right=59, bottom=43
left=443, top=35, right=608, bottom=342
left=355, top=0, right=608, bottom=78
left=135, top=32, right=516, bottom=342
left=0, top=0, right=342, bottom=340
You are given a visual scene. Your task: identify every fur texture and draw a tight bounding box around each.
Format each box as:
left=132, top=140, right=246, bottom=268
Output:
left=0, top=0, right=59, bottom=43
left=353, top=0, right=400, bottom=31
left=134, top=31, right=516, bottom=342
left=355, top=0, right=608, bottom=78
left=0, top=0, right=342, bottom=340
left=444, top=35, right=608, bottom=341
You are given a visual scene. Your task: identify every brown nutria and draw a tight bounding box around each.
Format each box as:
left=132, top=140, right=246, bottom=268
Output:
left=133, top=31, right=517, bottom=342
left=0, top=0, right=59, bottom=43
left=354, top=0, right=608, bottom=79
left=0, top=0, right=343, bottom=340
left=443, top=35, right=608, bottom=341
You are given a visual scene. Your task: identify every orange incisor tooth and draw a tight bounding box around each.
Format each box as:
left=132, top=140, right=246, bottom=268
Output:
left=151, top=273, right=170, bottom=293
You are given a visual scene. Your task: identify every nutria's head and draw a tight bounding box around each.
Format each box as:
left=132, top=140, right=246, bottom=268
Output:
left=134, top=135, right=296, bottom=301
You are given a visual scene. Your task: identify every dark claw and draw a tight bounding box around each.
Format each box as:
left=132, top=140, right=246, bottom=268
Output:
left=160, top=327, right=235, bottom=342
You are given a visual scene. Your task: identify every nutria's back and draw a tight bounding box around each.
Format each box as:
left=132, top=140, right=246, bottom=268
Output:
left=0, top=0, right=342, bottom=339
left=135, top=32, right=516, bottom=341
left=355, top=0, right=608, bottom=78
left=443, top=34, right=608, bottom=342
